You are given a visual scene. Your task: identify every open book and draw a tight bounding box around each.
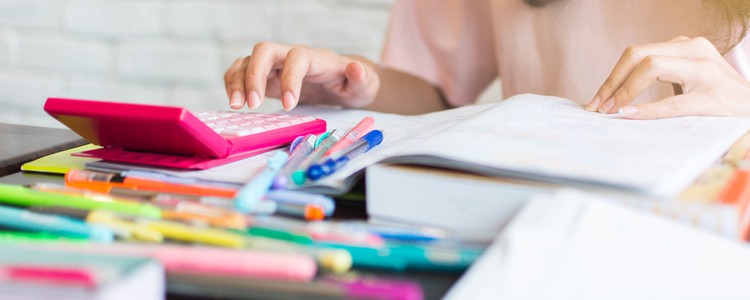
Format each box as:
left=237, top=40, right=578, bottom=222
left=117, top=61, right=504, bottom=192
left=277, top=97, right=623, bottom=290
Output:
left=87, top=94, right=750, bottom=197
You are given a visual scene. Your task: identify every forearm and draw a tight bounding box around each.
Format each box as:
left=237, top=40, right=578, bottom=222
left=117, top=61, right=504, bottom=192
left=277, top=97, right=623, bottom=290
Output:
left=349, top=56, right=450, bottom=115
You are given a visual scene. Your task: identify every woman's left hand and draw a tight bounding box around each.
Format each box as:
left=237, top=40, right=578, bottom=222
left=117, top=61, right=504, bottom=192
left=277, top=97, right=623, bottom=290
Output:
left=586, top=36, right=750, bottom=119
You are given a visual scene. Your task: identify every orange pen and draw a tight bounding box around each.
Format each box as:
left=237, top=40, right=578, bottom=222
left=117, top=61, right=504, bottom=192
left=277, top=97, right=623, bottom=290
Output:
left=65, top=169, right=237, bottom=198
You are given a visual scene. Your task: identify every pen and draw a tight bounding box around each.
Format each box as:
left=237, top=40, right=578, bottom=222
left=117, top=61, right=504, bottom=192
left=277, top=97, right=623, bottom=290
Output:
left=265, top=189, right=336, bottom=216
left=308, top=130, right=383, bottom=180
left=65, top=169, right=237, bottom=198
left=273, top=134, right=318, bottom=189
left=85, top=210, right=163, bottom=243
left=292, top=129, right=345, bottom=185
left=324, top=116, right=375, bottom=157
left=0, top=205, right=114, bottom=242
left=0, top=183, right=161, bottom=219
left=234, top=151, right=289, bottom=213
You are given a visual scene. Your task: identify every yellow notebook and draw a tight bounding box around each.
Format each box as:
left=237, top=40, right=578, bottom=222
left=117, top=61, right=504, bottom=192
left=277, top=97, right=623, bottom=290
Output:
left=21, top=144, right=101, bottom=174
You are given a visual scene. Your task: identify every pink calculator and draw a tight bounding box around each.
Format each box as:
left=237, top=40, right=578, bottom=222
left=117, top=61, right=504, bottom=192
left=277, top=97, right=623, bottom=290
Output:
left=44, top=98, right=326, bottom=169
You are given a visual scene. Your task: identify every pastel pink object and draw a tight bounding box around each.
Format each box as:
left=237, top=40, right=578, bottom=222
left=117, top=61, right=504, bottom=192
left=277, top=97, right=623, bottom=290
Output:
left=324, top=116, right=375, bottom=157
left=28, top=243, right=317, bottom=282
left=44, top=98, right=326, bottom=169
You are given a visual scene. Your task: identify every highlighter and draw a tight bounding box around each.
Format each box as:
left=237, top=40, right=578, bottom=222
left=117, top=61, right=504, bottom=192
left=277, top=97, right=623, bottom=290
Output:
left=65, top=169, right=237, bottom=198
left=0, top=204, right=113, bottom=242
left=0, top=183, right=161, bottom=219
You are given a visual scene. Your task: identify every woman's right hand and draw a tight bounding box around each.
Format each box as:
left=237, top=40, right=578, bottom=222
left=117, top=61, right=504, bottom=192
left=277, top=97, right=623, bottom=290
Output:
left=224, top=42, right=381, bottom=111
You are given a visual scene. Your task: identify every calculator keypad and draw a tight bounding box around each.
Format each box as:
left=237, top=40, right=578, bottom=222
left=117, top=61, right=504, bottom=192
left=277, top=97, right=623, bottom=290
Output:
left=196, top=111, right=316, bottom=137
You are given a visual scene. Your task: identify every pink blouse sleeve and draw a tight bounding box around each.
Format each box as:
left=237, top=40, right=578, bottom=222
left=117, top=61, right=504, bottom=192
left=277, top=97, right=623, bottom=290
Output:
left=381, top=0, right=498, bottom=107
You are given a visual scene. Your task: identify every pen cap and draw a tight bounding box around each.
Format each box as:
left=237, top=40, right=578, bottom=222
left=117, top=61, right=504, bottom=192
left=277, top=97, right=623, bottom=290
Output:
left=361, top=130, right=384, bottom=150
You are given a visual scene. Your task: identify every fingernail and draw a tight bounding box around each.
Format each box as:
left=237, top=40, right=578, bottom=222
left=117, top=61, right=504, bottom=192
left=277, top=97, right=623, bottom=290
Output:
left=585, top=97, right=600, bottom=111
left=598, top=98, right=614, bottom=113
left=619, top=106, right=639, bottom=117
left=230, top=91, right=243, bottom=109
left=282, top=91, right=296, bottom=111
left=248, top=91, right=261, bottom=109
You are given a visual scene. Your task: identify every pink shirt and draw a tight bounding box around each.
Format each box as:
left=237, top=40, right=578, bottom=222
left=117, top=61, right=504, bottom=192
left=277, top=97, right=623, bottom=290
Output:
left=382, top=0, right=750, bottom=107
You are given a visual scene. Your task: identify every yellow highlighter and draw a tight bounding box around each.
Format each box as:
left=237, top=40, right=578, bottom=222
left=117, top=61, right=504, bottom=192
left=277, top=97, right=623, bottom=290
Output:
left=85, top=211, right=163, bottom=243
left=142, top=220, right=246, bottom=249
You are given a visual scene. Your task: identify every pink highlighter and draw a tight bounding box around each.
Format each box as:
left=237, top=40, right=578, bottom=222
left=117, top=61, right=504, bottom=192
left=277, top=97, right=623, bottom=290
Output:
left=44, top=98, right=326, bottom=169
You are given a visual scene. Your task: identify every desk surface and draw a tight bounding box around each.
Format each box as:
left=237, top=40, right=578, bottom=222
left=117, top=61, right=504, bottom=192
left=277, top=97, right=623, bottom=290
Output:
left=0, top=123, right=86, bottom=176
left=0, top=123, right=463, bottom=299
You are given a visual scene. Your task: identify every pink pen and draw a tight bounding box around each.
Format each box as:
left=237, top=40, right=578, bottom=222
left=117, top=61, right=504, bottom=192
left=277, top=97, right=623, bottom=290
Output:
left=324, top=116, right=375, bottom=157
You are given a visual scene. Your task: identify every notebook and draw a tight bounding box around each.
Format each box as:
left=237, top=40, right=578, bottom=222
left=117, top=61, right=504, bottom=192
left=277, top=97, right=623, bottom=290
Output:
left=43, top=98, right=327, bottom=169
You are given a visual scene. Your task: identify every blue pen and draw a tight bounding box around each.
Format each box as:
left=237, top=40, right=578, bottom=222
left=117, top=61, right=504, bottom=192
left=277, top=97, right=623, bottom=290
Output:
left=292, top=129, right=345, bottom=185
left=265, top=189, right=336, bottom=216
left=0, top=205, right=114, bottom=242
left=272, top=134, right=318, bottom=189
left=234, top=151, right=289, bottom=213
left=308, top=130, right=384, bottom=180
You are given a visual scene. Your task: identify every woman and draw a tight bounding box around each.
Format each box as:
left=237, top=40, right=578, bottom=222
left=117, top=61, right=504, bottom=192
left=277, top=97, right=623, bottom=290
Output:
left=224, top=0, right=750, bottom=119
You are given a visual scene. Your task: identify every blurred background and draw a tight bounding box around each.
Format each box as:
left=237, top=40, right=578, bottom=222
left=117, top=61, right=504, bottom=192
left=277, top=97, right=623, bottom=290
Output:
left=0, top=0, right=499, bottom=128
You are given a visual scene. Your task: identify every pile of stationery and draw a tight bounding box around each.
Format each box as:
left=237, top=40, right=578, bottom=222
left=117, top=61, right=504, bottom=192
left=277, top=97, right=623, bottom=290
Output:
left=0, top=115, right=486, bottom=300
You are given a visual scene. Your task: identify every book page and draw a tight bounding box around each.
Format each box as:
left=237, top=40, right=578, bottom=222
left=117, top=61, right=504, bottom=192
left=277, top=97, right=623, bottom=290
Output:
left=395, top=94, right=750, bottom=196
left=288, top=104, right=492, bottom=193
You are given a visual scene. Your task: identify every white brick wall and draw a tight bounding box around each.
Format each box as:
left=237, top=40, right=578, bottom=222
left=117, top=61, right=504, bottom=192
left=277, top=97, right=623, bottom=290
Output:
left=0, top=0, right=395, bottom=128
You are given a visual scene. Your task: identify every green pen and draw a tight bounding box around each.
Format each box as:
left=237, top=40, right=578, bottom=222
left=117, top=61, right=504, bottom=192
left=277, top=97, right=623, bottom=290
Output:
left=0, top=230, right=89, bottom=244
left=0, top=183, right=161, bottom=219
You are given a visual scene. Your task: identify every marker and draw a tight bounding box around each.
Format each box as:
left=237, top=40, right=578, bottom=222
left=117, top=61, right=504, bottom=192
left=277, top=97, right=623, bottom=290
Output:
left=12, top=243, right=317, bottom=282
left=273, top=134, right=318, bottom=189
left=0, top=205, right=113, bottom=242
left=142, top=219, right=246, bottom=248
left=247, top=216, right=384, bottom=247
left=265, top=190, right=335, bottom=216
left=245, top=235, right=352, bottom=274
left=28, top=206, right=92, bottom=220
left=318, top=242, right=483, bottom=271
left=0, top=231, right=88, bottom=244
left=65, top=169, right=237, bottom=198
left=0, top=183, right=161, bottom=219
left=324, top=116, right=375, bottom=157
left=152, top=196, right=247, bottom=229
left=292, top=129, right=345, bottom=185
left=308, top=130, right=383, bottom=180
left=166, top=272, right=423, bottom=300
left=275, top=202, right=326, bottom=221
left=85, top=210, right=163, bottom=243
left=234, top=151, right=289, bottom=213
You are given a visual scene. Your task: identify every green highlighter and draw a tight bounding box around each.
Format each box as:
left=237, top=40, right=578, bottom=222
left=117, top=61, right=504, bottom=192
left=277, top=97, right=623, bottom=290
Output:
left=0, top=184, right=161, bottom=218
left=0, top=231, right=89, bottom=244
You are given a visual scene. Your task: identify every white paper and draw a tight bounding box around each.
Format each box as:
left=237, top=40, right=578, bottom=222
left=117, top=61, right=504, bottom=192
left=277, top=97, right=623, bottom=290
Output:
left=399, top=95, right=750, bottom=195
left=449, top=189, right=750, bottom=300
